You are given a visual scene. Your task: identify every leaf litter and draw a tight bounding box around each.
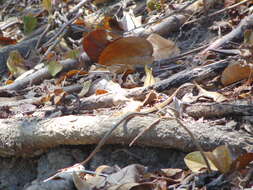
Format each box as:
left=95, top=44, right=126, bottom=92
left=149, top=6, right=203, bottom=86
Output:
left=0, top=0, right=253, bottom=189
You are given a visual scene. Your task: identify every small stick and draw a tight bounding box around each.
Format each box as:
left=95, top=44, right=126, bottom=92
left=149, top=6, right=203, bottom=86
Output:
left=185, top=0, right=251, bottom=25
left=43, top=84, right=193, bottom=182
left=125, top=0, right=199, bottom=34
left=129, top=118, right=161, bottom=147
left=67, top=0, right=91, bottom=17
left=40, top=29, right=67, bottom=63
left=43, top=12, right=82, bottom=48
left=35, top=23, right=51, bottom=50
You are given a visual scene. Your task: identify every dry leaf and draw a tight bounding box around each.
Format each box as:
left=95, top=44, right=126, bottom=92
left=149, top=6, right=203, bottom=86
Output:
left=187, top=0, right=214, bottom=13
left=53, top=88, right=66, bottom=105
left=42, top=0, right=52, bottom=13
left=99, top=37, right=153, bottom=66
left=93, top=0, right=112, bottom=5
left=184, top=151, right=218, bottom=173
left=5, top=80, right=14, bottom=85
left=73, top=18, right=85, bottom=26
left=64, top=49, right=80, bottom=59
left=73, top=171, right=91, bottom=190
left=47, top=61, right=63, bottom=77
left=186, top=146, right=253, bottom=174
left=144, top=65, right=155, bottom=87
left=244, top=29, right=253, bottom=45
left=195, top=83, right=227, bottom=102
left=121, top=100, right=143, bottom=113
left=119, top=10, right=143, bottom=33
left=231, top=153, right=253, bottom=171
left=0, top=36, right=17, bottom=46
left=147, top=33, right=180, bottom=61
left=147, top=0, right=162, bottom=11
left=95, top=89, right=108, bottom=95
left=205, top=145, right=233, bottom=174
left=95, top=165, right=113, bottom=175
left=161, top=168, right=183, bottom=178
left=224, top=0, right=237, bottom=7
left=83, top=29, right=121, bottom=62
left=66, top=70, right=88, bottom=78
left=78, top=80, right=92, bottom=97
left=7, top=50, right=27, bottom=78
left=142, top=90, right=158, bottom=106
left=97, top=16, right=123, bottom=33
left=185, top=145, right=234, bottom=174
left=221, top=62, right=253, bottom=86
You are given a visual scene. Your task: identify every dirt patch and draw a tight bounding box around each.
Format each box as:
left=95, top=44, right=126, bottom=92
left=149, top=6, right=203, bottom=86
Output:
left=0, top=145, right=186, bottom=190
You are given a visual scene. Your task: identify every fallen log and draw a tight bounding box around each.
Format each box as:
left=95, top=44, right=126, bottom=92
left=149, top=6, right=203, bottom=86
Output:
left=0, top=113, right=251, bottom=157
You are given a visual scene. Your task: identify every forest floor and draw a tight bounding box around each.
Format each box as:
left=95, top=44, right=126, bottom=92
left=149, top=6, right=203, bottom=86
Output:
left=0, top=0, right=253, bottom=189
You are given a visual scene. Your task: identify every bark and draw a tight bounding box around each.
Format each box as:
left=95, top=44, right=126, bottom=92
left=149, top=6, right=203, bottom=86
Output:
left=0, top=114, right=251, bottom=158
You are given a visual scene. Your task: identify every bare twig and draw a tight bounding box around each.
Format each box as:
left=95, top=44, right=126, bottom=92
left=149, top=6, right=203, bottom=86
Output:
left=129, top=118, right=161, bottom=147
left=186, top=0, right=252, bottom=25
left=40, top=29, right=67, bottom=62
left=125, top=0, right=199, bottom=35
left=67, top=0, right=91, bottom=17
left=154, top=44, right=208, bottom=65
left=201, top=13, right=253, bottom=55
left=35, top=23, right=51, bottom=50
left=43, top=12, right=82, bottom=48
left=79, top=84, right=192, bottom=165
left=0, top=59, right=78, bottom=92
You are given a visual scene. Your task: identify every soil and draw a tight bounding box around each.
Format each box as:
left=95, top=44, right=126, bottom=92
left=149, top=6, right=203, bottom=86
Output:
left=0, top=145, right=186, bottom=190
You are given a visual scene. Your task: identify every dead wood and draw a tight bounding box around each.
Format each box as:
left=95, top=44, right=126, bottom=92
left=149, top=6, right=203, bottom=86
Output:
left=0, top=114, right=251, bottom=158
left=0, top=97, right=40, bottom=107
left=75, top=60, right=229, bottom=111
left=152, top=60, right=229, bottom=92
left=201, top=13, right=253, bottom=55
left=0, top=26, right=53, bottom=76
left=185, top=102, right=253, bottom=118
left=80, top=92, right=128, bottom=110
left=0, top=59, right=79, bottom=92
left=139, top=14, right=188, bottom=37
left=137, top=0, right=219, bottom=37
left=128, top=59, right=229, bottom=98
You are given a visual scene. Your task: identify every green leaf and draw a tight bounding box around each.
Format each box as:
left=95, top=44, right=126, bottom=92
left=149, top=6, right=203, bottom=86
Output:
left=42, top=0, right=52, bottom=14
left=23, top=15, right=37, bottom=34
left=65, top=49, right=80, bottom=59
left=47, top=61, right=63, bottom=77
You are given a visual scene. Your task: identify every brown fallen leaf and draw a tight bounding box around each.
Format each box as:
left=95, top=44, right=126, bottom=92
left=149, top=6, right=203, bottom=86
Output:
left=97, top=16, right=123, bottom=33
left=195, top=83, right=227, bottom=102
left=231, top=153, right=253, bottom=171
left=99, top=37, right=153, bottom=66
left=0, top=36, right=17, bottom=46
left=83, top=29, right=121, bottom=62
left=205, top=145, right=233, bottom=174
left=221, top=62, right=253, bottom=86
